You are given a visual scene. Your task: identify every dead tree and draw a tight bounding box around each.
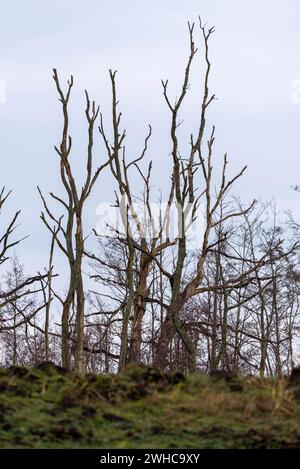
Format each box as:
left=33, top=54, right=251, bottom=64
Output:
left=38, top=69, right=111, bottom=373
left=95, top=69, right=176, bottom=370
left=150, top=20, right=257, bottom=373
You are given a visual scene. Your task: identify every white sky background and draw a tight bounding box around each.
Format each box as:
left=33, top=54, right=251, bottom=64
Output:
left=0, top=0, right=300, bottom=286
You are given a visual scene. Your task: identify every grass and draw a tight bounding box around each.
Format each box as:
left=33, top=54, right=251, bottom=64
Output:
left=0, top=363, right=300, bottom=448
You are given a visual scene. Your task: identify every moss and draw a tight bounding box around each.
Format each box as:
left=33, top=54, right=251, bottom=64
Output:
left=0, top=365, right=300, bottom=448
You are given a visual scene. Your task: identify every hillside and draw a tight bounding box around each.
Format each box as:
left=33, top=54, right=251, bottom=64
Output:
left=0, top=364, right=300, bottom=449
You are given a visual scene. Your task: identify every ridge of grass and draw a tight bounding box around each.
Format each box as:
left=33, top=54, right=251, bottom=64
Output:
left=0, top=364, right=300, bottom=449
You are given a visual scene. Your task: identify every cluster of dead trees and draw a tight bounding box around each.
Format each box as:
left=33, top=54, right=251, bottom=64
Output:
left=1, top=20, right=300, bottom=376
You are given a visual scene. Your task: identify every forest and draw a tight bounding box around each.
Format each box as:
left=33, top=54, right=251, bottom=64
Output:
left=1, top=20, right=300, bottom=378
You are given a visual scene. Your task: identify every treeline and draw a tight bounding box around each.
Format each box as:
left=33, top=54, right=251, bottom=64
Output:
left=1, top=20, right=300, bottom=376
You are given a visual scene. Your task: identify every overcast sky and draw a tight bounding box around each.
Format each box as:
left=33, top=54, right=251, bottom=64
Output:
left=1, top=0, right=300, bottom=280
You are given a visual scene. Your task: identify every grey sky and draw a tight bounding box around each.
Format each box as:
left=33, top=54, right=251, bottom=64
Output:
left=0, top=0, right=300, bottom=280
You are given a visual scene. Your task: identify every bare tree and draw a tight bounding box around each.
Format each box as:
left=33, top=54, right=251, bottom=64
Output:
left=0, top=189, right=51, bottom=354
left=38, top=70, right=111, bottom=373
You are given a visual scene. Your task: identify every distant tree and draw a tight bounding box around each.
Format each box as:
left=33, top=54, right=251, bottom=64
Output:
left=0, top=189, right=50, bottom=360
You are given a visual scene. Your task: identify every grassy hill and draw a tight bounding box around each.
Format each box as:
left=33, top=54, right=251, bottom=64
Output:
left=0, top=363, right=300, bottom=449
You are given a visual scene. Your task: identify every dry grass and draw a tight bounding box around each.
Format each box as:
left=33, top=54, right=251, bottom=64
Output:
left=0, top=365, right=300, bottom=448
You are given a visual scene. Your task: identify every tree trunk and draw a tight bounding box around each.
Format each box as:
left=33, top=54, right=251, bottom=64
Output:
left=118, top=243, right=135, bottom=371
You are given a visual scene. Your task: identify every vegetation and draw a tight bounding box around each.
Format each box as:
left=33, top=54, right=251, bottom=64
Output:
left=0, top=364, right=300, bottom=449
left=1, top=19, right=300, bottom=378
left=1, top=15, right=300, bottom=450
